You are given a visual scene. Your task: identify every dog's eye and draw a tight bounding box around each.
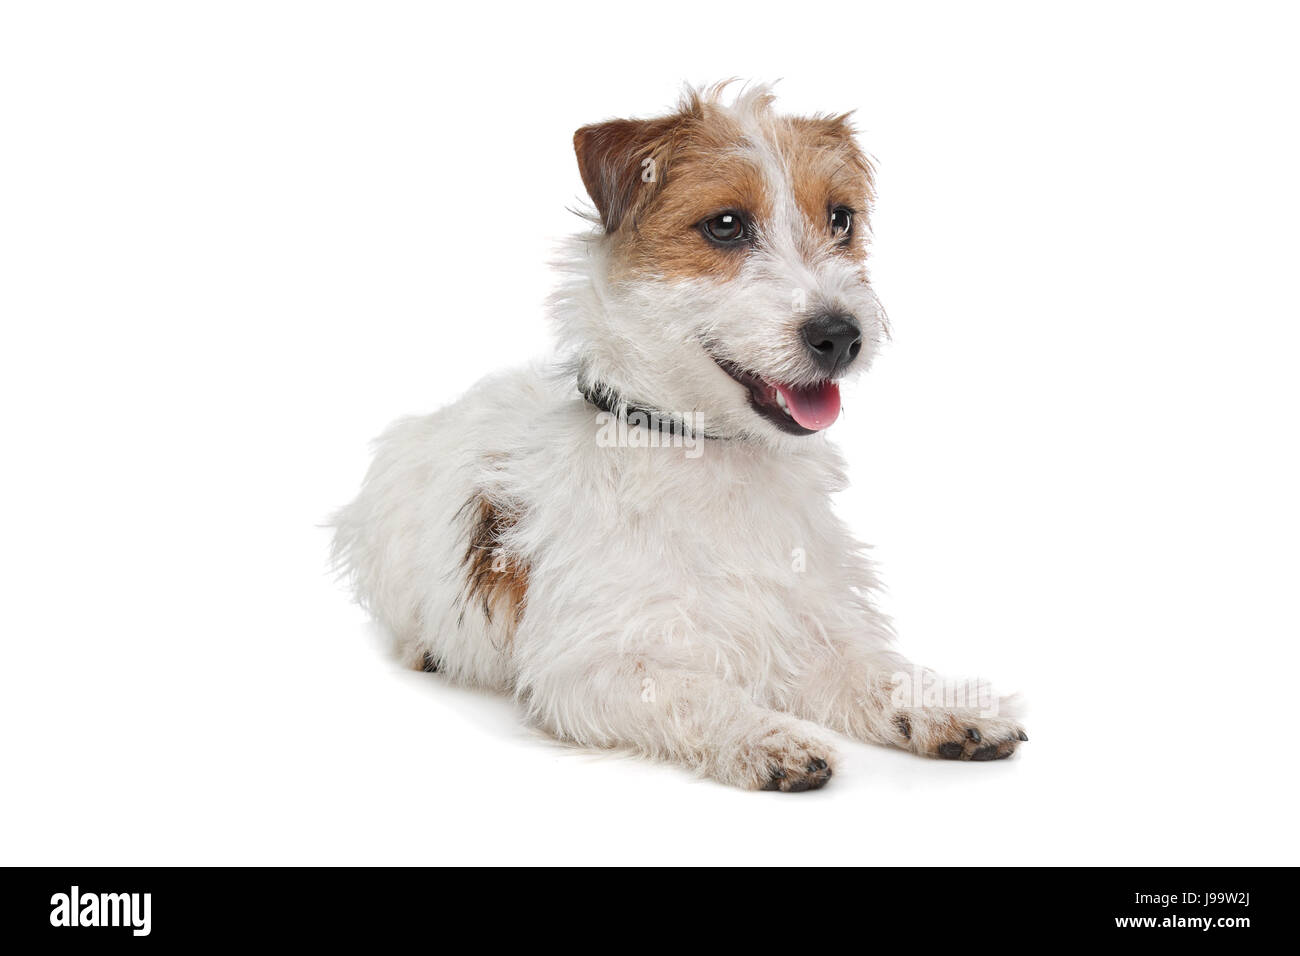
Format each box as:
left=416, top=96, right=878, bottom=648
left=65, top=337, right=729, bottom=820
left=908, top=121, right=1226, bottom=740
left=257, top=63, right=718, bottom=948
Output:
left=830, top=206, right=853, bottom=238
left=701, top=212, right=748, bottom=245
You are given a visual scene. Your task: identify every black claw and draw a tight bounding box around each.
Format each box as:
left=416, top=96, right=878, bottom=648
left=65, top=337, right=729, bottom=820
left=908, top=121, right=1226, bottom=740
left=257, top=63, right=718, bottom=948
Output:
left=966, top=728, right=982, bottom=742
left=894, top=714, right=912, bottom=741
left=765, top=758, right=832, bottom=792
left=1017, top=730, right=1029, bottom=742
left=937, top=741, right=965, bottom=760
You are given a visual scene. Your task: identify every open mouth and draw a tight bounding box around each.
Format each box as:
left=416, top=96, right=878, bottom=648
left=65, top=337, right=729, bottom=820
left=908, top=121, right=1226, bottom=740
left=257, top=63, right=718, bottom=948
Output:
left=710, top=357, right=841, bottom=435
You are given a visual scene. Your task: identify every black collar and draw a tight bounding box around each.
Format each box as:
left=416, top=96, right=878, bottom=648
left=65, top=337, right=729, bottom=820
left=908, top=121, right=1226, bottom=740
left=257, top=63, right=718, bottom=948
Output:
left=579, top=381, right=722, bottom=441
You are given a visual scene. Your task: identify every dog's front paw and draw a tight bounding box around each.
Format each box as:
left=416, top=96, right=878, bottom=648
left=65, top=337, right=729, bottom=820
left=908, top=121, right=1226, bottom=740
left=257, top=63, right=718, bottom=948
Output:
left=730, top=721, right=836, bottom=792
left=893, top=709, right=1027, bottom=762
left=761, top=755, right=833, bottom=792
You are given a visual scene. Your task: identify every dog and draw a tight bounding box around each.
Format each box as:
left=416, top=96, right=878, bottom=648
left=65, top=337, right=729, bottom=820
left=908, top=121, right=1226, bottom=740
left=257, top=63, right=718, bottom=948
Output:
left=332, top=83, right=1026, bottom=791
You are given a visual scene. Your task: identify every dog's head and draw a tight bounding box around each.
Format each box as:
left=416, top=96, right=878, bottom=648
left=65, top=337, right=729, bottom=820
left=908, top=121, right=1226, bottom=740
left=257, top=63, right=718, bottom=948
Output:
left=563, top=83, right=887, bottom=446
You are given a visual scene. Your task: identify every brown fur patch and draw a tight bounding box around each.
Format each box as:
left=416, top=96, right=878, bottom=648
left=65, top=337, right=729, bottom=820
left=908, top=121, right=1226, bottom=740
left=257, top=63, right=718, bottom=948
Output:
left=779, top=115, right=875, bottom=263
left=618, top=142, right=769, bottom=282
left=462, top=494, right=529, bottom=639
left=573, top=90, right=876, bottom=282
left=573, top=115, right=687, bottom=234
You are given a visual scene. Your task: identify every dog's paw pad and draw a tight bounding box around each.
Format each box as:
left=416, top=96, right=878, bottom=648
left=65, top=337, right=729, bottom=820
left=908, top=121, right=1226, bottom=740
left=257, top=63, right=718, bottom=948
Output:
left=932, top=726, right=1024, bottom=761
left=740, top=724, right=836, bottom=792
left=894, top=714, right=912, bottom=740
left=762, top=758, right=832, bottom=792
left=897, top=709, right=1027, bottom=762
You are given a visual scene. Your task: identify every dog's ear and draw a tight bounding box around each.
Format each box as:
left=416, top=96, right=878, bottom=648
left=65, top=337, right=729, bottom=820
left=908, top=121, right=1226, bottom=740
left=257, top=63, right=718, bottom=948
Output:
left=791, top=112, right=877, bottom=203
left=573, top=116, right=680, bottom=233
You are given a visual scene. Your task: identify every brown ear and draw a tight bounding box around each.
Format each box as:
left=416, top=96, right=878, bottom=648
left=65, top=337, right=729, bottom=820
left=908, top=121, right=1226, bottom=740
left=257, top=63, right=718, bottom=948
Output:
left=573, top=116, right=680, bottom=233
left=791, top=112, right=876, bottom=202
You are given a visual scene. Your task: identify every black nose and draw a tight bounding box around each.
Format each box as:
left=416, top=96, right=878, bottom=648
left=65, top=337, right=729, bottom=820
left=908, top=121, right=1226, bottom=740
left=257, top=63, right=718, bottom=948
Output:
left=801, top=312, right=862, bottom=374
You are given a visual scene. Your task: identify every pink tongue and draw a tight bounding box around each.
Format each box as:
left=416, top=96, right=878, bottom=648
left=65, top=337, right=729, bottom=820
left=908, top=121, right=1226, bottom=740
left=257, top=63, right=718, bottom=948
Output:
left=777, top=381, right=841, bottom=430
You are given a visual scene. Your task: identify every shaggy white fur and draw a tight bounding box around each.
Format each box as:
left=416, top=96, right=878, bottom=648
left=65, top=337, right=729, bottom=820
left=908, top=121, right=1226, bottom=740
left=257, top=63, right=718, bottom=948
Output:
left=332, top=85, right=1025, bottom=791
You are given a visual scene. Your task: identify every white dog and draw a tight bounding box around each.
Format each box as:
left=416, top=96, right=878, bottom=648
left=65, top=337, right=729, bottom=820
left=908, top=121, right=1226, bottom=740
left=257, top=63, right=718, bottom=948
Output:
left=332, top=84, right=1026, bottom=791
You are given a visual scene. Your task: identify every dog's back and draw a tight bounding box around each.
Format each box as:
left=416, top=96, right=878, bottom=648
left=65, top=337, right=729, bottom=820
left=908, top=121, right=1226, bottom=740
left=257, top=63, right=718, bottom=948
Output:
left=331, top=367, right=556, bottom=688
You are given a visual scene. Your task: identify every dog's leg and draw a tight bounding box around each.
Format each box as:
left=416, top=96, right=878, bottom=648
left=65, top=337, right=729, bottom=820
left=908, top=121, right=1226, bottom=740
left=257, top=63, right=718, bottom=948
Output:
left=521, top=662, right=838, bottom=791
left=783, top=645, right=1028, bottom=761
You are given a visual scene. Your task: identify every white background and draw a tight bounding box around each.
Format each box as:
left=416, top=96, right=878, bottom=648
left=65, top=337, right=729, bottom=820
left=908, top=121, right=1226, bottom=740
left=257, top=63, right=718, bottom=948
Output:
left=2, top=1, right=1297, bottom=865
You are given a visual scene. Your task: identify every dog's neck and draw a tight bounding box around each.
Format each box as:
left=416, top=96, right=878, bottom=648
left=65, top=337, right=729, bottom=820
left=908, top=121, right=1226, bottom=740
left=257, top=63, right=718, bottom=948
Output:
left=578, top=378, right=722, bottom=441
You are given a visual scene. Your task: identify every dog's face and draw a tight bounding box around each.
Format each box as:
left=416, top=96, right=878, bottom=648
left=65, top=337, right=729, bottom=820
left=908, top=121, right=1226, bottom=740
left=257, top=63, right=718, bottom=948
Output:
left=571, top=86, right=887, bottom=445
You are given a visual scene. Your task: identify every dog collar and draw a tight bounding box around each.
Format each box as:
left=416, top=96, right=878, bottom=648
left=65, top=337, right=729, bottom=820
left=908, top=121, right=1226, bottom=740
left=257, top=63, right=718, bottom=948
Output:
left=579, top=381, right=723, bottom=441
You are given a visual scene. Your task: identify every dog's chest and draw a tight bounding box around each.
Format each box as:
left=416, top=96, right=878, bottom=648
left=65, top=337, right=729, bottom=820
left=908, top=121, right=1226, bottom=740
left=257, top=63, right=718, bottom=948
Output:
left=542, top=436, right=850, bottom=613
